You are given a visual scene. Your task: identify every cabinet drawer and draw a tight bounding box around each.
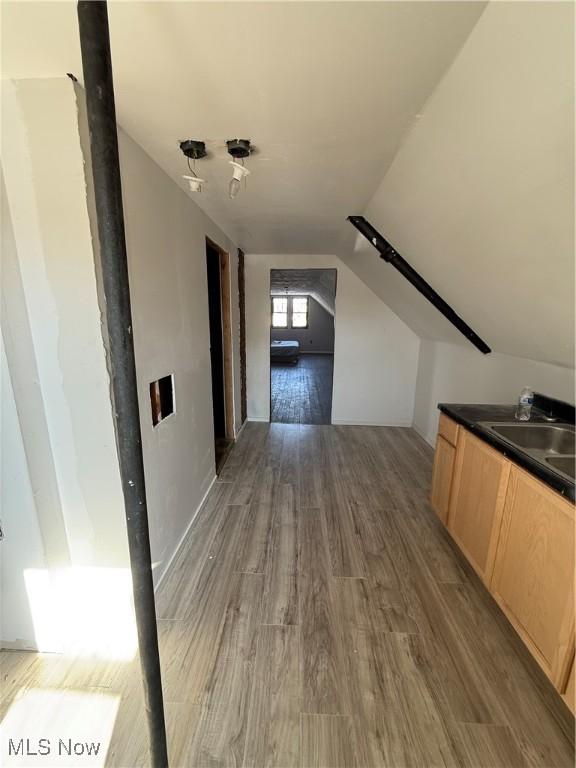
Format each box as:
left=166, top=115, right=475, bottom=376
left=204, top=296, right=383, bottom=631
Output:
left=438, top=413, right=459, bottom=446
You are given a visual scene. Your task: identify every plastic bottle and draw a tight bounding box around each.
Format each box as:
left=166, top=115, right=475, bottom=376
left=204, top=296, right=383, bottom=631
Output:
left=515, top=386, right=534, bottom=421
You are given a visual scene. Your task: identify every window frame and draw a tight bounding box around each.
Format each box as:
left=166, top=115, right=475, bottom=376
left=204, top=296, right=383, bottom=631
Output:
left=270, top=295, right=310, bottom=329
left=271, top=296, right=289, bottom=329
left=290, top=295, right=309, bottom=329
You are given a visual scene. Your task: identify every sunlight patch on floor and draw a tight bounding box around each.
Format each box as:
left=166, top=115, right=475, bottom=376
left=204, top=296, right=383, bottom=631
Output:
left=1, top=688, right=120, bottom=766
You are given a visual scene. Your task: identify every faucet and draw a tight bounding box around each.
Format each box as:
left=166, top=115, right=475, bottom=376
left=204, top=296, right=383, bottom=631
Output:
left=535, top=408, right=559, bottom=422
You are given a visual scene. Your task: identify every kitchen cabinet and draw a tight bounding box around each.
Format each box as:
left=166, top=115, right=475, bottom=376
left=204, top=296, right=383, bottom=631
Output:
left=491, top=467, right=575, bottom=688
left=447, top=429, right=511, bottom=585
left=431, top=415, right=575, bottom=701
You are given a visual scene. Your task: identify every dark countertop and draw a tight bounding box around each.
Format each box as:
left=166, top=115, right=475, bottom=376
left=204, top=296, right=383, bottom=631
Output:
left=438, top=403, right=575, bottom=502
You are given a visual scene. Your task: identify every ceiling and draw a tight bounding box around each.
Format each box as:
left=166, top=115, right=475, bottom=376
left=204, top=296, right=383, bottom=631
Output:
left=339, top=1, right=574, bottom=367
left=1, top=1, right=486, bottom=254
left=270, top=268, right=337, bottom=315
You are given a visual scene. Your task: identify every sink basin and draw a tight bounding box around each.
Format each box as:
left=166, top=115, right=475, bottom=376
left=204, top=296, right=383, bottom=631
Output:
left=477, top=422, right=575, bottom=485
left=485, top=423, right=575, bottom=455
left=546, top=456, right=575, bottom=481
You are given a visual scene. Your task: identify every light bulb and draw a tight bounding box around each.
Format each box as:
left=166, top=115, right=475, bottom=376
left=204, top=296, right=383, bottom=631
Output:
left=229, top=177, right=241, bottom=198
left=228, top=160, right=251, bottom=199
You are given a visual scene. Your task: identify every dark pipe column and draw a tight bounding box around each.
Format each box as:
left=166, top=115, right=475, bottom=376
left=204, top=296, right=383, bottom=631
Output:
left=76, top=3, right=169, bottom=766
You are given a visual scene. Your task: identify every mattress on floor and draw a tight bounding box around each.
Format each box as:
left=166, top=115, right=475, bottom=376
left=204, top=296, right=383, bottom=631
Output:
left=270, top=340, right=300, bottom=360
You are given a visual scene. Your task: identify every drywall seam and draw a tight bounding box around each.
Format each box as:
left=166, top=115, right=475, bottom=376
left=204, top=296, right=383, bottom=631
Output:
left=73, top=82, right=118, bottom=447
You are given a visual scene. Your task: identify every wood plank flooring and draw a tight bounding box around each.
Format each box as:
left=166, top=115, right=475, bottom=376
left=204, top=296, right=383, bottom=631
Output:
left=1, top=422, right=574, bottom=767
left=271, top=354, right=333, bottom=425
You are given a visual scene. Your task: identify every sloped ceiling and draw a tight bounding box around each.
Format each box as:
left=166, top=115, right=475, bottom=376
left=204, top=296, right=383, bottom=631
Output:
left=270, top=269, right=337, bottom=315
left=338, top=1, right=574, bottom=368
left=2, top=2, right=572, bottom=368
left=1, top=0, right=485, bottom=254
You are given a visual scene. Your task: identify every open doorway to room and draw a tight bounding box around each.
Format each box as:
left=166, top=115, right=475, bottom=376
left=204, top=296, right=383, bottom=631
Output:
left=205, top=239, right=234, bottom=472
left=269, top=269, right=337, bottom=425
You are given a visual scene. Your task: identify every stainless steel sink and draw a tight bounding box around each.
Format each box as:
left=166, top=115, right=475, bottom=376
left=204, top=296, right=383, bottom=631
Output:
left=478, top=421, right=575, bottom=483
left=545, top=456, right=575, bottom=481
left=486, top=423, right=575, bottom=454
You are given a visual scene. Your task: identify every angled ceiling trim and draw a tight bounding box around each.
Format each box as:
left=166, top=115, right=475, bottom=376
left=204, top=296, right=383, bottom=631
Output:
left=348, top=215, right=491, bottom=354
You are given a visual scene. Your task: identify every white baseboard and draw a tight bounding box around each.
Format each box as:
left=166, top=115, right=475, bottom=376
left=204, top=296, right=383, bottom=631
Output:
left=246, top=415, right=270, bottom=423
left=154, top=473, right=217, bottom=592
left=411, top=422, right=436, bottom=448
left=331, top=418, right=413, bottom=427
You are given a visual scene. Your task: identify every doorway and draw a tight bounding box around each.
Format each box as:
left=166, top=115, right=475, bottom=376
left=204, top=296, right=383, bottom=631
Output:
left=269, top=268, right=337, bottom=425
left=206, top=239, right=234, bottom=472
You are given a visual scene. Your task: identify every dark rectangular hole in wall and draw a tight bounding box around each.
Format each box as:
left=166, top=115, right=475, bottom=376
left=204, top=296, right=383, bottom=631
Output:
left=150, top=374, right=174, bottom=427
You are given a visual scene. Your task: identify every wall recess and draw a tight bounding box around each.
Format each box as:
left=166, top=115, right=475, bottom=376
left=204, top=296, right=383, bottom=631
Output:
left=150, top=374, right=175, bottom=426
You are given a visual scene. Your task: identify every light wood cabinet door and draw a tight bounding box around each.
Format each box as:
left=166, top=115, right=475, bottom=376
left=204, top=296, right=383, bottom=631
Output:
left=431, top=436, right=456, bottom=525
left=491, top=467, right=575, bottom=688
left=447, top=430, right=511, bottom=585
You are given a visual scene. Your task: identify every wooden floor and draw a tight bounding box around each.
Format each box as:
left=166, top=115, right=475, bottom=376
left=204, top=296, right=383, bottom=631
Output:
left=1, top=423, right=574, bottom=767
left=271, top=354, right=333, bottom=425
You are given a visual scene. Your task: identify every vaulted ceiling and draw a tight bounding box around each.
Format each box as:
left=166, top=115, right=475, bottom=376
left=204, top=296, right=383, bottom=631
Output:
left=2, top=1, right=573, bottom=367
left=2, top=0, right=486, bottom=254
left=339, top=1, right=574, bottom=368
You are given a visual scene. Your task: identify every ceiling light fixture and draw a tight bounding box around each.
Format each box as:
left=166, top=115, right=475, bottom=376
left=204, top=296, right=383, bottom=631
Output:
left=226, top=139, right=252, bottom=199
left=228, top=161, right=251, bottom=199
left=179, top=139, right=207, bottom=193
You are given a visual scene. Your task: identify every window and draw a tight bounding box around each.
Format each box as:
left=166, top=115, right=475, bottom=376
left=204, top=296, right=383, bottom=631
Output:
left=291, top=296, right=308, bottom=328
left=271, top=296, right=309, bottom=329
left=271, top=296, right=288, bottom=328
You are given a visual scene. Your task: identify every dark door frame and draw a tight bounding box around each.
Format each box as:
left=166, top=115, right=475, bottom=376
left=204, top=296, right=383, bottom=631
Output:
left=206, top=238, right=235, bottom=444
left=238, top=249, right=247, bottom=425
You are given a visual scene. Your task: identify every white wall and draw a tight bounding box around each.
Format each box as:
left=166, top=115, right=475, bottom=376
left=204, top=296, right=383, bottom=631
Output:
left=1, top=76, right=243, bottom=655
left=341, top=1, right=574, bottom=368
left=1, top=78, right=133, bottom=655
left=0, top=340, right=47, bottom=649
left=76, top=86, right=243, bottom=587
left=414, top=339, right=576, bottom=446
left=246, top=254, right=420, bottom=425
left=2, top=79, right=129, bottom=571
left=271, top=295, right=335, bottom=353
left=120, top=131, right=242, bottom=585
